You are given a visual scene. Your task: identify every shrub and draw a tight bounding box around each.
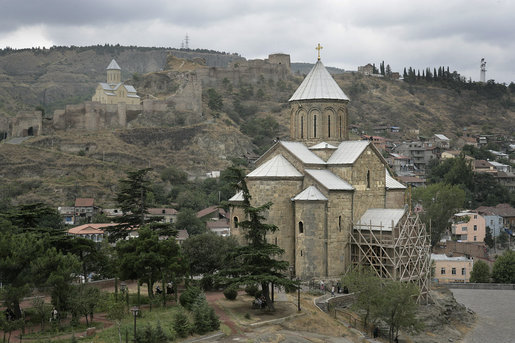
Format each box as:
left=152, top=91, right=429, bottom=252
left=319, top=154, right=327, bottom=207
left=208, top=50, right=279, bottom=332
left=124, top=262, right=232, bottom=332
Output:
left=179, top=286, right=202, bottom=310
left=173, top=308, right=192, bottom=338
left=200, top=275, right=214, bottom=291
left=192, top=294, right=219, bottom=334
left=135, top=322, right=168, bottom=343
left=223, top=285, right=238, bottom=300
left=245, top=284, right=259, bottom=297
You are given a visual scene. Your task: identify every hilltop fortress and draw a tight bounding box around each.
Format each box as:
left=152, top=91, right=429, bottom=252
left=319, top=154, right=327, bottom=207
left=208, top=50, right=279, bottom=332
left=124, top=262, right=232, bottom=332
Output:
left=3, top=53, right=291, bottom=139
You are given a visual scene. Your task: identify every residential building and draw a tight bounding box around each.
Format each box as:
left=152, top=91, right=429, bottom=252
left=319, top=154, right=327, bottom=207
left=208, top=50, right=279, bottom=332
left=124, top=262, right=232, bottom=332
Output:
left=394, top=141, right=437, bottom=173
left=146, top=208, right=178, bottom=223
left=58, top=206, right=76, bottom=225
left=74, top=198, right=99, bottom=223
left=197, top=205, right=227, bottom=221
left=387, top=153, right=413, bottom=175
left=206, top=219, right=231, bottom=237
left=475, top=207, right=504, bottom=237
left=397, top=175, right=426, bottom=188
left=475, top=204, right=515, bottom=230
left=431, top=254, right=474, bottom=283
left=433, top=134, right=450, bottom=149
left=357, top=63, right=374, bottom=75
left=473, top=160, right=496, bottom=174
left=67, top=223, right=117, bottom=242
left=361, top=135, right=386, bottom=151
left=451, top=211, right=486, bottom=243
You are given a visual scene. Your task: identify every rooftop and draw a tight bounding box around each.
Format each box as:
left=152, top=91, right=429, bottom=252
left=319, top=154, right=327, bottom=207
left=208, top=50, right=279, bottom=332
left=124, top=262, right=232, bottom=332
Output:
left=292, top=186, right=328, bottom=201
left=305, top=169, right=354, bottom=191
left=247, top=154, right=303, bottom=178
left=356, top=208, right=406, bottom=231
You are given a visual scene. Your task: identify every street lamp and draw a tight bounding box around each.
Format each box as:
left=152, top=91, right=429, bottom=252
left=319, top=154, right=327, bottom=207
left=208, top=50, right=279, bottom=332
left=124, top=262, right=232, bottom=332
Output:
left=296, top=278, right=301, bottom=312
left=130, top=306, right=140, bottom=341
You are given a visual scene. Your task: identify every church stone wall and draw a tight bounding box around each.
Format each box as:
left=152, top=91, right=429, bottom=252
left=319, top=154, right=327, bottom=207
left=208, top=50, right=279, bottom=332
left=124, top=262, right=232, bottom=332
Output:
left=294, top=200, right=327, bottom=278
left=247, top=178, right=303, bottom=268
left=326, top=192, right=354, bottom=277
left=386, top=189, right=405, bottom=208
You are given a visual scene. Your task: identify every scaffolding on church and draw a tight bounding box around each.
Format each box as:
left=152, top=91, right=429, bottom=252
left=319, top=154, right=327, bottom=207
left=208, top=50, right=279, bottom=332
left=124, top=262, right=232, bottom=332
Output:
left=350, top=212, right=431, bottom=303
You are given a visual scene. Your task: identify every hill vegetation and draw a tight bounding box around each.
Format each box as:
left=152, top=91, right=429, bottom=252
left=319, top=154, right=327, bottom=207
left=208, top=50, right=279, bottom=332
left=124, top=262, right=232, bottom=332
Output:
left=0, top=45, right=513, bottom=206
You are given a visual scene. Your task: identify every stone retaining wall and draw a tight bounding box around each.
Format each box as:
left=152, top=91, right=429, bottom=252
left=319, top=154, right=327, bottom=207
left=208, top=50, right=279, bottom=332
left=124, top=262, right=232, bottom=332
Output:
left=446, top=283, right=514, bottom=290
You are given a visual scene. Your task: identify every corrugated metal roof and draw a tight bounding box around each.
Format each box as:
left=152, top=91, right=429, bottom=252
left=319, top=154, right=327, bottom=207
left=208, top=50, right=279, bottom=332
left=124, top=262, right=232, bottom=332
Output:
left=385, top=169, right=406, bottom=189
left=309, top=142, right=337, bottom=150
left=434, top=134, right=449, bottom=141
left=280, top=141, right=326, bottom=165
left=107, top=59, right=121, bottom=70
left=229, top=191, right=244, bottom=202
left=305, top=169, right=354, bottom=190
left=355, top=208, right=406, bottom=231
left=293, top=186, right=328, bottom=201
left=327, top=140, right=370, bottom=164
left=100, top=83, right=113, bottom=91
left=289, top=60, right=350, bottom=101
left=248, top=154, right=303, bottom=178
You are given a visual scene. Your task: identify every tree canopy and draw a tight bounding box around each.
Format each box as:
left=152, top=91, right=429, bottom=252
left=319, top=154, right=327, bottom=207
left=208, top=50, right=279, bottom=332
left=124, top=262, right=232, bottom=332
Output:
left=217, top=167, right=297, bottom=311
left=469, top=259, right=490, bottom=283
left=491, top=250, right=515, bottom=283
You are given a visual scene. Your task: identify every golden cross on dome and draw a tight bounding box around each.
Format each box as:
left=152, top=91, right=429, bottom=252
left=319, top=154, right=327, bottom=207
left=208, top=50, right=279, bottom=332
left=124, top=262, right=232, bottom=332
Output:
left=315, top=43, right=323, bottom=60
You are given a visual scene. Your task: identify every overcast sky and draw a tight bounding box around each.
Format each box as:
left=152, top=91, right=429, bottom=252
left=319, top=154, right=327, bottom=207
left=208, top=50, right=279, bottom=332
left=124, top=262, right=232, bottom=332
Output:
left=1, top=0, right=514, bottom=83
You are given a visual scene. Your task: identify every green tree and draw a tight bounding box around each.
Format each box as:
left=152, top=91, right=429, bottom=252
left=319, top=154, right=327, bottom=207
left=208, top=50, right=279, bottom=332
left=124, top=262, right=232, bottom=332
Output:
left=175, top=208, right=205, bottom=236
left=116, top=227, right=185, bottom=298
left=217, top=167, right=297, bottom=311
left=192, top=293, right=219, bottom=334
left=106, top=297, right=127, bottom=343
left=206, top=88, right=223, bottom=111
left=412, top=183, right=466, bottom=246
left=182, top=232, right=238, bottom=275
left=484, top=227, right=494, bottom=249
left=469, top=260, right=490, bottom=283
left=341, top=266, right=383, bottom=329
left=109, top=168, right=153, bottom=241
left=379, top=281, right=422, bottom=343
left=491, top=250, right=515, bottom=283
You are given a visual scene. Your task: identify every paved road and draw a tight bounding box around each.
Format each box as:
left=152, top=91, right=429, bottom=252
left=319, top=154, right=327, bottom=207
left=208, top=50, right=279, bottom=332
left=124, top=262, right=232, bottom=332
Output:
left=450, top=289, right=515, bottom=343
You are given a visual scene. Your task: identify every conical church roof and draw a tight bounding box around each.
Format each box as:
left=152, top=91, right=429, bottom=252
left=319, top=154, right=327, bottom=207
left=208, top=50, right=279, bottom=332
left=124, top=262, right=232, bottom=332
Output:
left=289, top=60, right=349, bottom=102
left=107, top=59, right=121, bottom=70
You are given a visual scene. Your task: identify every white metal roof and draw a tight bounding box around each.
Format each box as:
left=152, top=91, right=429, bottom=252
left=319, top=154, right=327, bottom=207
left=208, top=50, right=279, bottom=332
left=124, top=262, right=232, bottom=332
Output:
left=434, top=134, right=450, bottom=141
left=385, top=169, right=406, bottom=189
left=280, top=141, right=326, bottom=165
left=309, top=142, right=337, bottom=150
left=293, top=186, right=328, bottom=201
left=247, top=154, right=303, bottom=178
left=107, top=59, right=121, bottom=70
left=305, top=169, right=354, bottom=191
left=431, top=253, right=472, bottom=262
left=327, top=140, right=370, bottom=164
left=228, top=191, right=244, bottom=202
left=289, top=60, right=350, bottom=102
left=124, top=85, right=138, bottom=93
left=100, top=82, right=113, bottom=91
left=356, top=208, right=406, bottom=231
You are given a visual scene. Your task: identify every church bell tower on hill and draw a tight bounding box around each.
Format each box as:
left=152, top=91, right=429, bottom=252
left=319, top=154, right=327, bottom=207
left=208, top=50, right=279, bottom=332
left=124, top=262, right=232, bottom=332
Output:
left=289, top=44, right=350, bottom=145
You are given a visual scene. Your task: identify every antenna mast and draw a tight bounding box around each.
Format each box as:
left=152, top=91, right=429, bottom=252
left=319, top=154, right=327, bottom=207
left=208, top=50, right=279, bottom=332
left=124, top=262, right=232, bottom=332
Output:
left=480, top=58, right=486, bottom=83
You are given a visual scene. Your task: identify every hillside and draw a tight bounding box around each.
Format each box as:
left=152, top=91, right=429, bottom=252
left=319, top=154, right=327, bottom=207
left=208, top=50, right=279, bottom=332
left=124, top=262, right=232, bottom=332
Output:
left=0, top=45, right=513, bottom=207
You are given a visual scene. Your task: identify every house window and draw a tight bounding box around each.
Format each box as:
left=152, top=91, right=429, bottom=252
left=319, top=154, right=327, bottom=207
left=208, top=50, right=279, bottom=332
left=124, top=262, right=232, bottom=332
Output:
left=299, top=221, right=304, bottom=234
left=462, top=226, right=467, bottom=231
left=461, top=268, right=466, bottom=275
left=313, top=115, right=317, bottom=137
left=474, top=225, right=477, bottom=231
left=474, top=215, right=477, bottom=219
left=366, top=170, right=370, bottom=189
left=328, top=116, right=331, bottom=138
left=233, top=216, right=239, bottom=228
left=162, top=209, right=166, bottom=214
left=452, top=268, right=456, bottom=275
left=474, top=236, right=477, bottom=241
left=441, top=267, right=446, bottom=275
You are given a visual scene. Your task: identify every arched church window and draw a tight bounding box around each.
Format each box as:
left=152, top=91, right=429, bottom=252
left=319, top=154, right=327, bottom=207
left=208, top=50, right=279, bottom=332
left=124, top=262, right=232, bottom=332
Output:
left=233, top=216, right=239, bottom=228
left=338, top=216, right=342, bottom=232
left=301, top=116, right=304, bottom=139
left=275, top=237, right=278, bottom=245
left=328, top=116, right=331, bottom=138
left=367, top=170, right=371, bottom=189
left=313, top=115, right=317, bottom=137
left=339, top=116, right=342, bottom=138
left=299, top=221, right=304, bottom=234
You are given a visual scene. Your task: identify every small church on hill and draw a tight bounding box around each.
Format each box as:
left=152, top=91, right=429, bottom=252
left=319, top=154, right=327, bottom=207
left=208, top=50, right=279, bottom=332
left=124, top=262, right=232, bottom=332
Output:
left=92, top=59, right=140, bottom=105
left=229, top=47, right=430, bottom=297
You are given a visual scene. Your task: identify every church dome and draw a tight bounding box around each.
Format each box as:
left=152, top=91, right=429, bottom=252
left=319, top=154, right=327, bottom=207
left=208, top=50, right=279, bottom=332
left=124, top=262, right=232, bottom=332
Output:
left=289, top=60, right=349, bottom=102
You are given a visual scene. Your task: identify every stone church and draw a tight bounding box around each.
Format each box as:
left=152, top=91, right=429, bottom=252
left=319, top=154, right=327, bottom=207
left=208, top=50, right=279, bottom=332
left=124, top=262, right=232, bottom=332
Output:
left=92, top=59, right=140, bottom=105
left=228, top=55, right=429, bottom=283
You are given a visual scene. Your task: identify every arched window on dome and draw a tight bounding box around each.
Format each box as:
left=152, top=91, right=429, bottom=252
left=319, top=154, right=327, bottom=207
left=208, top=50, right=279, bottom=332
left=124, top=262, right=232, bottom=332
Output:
left=313, top=115, right=317, bottom=137
left=328, top=115, right=331, bottom=138
left=301, top=116, right=304, bottom=139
